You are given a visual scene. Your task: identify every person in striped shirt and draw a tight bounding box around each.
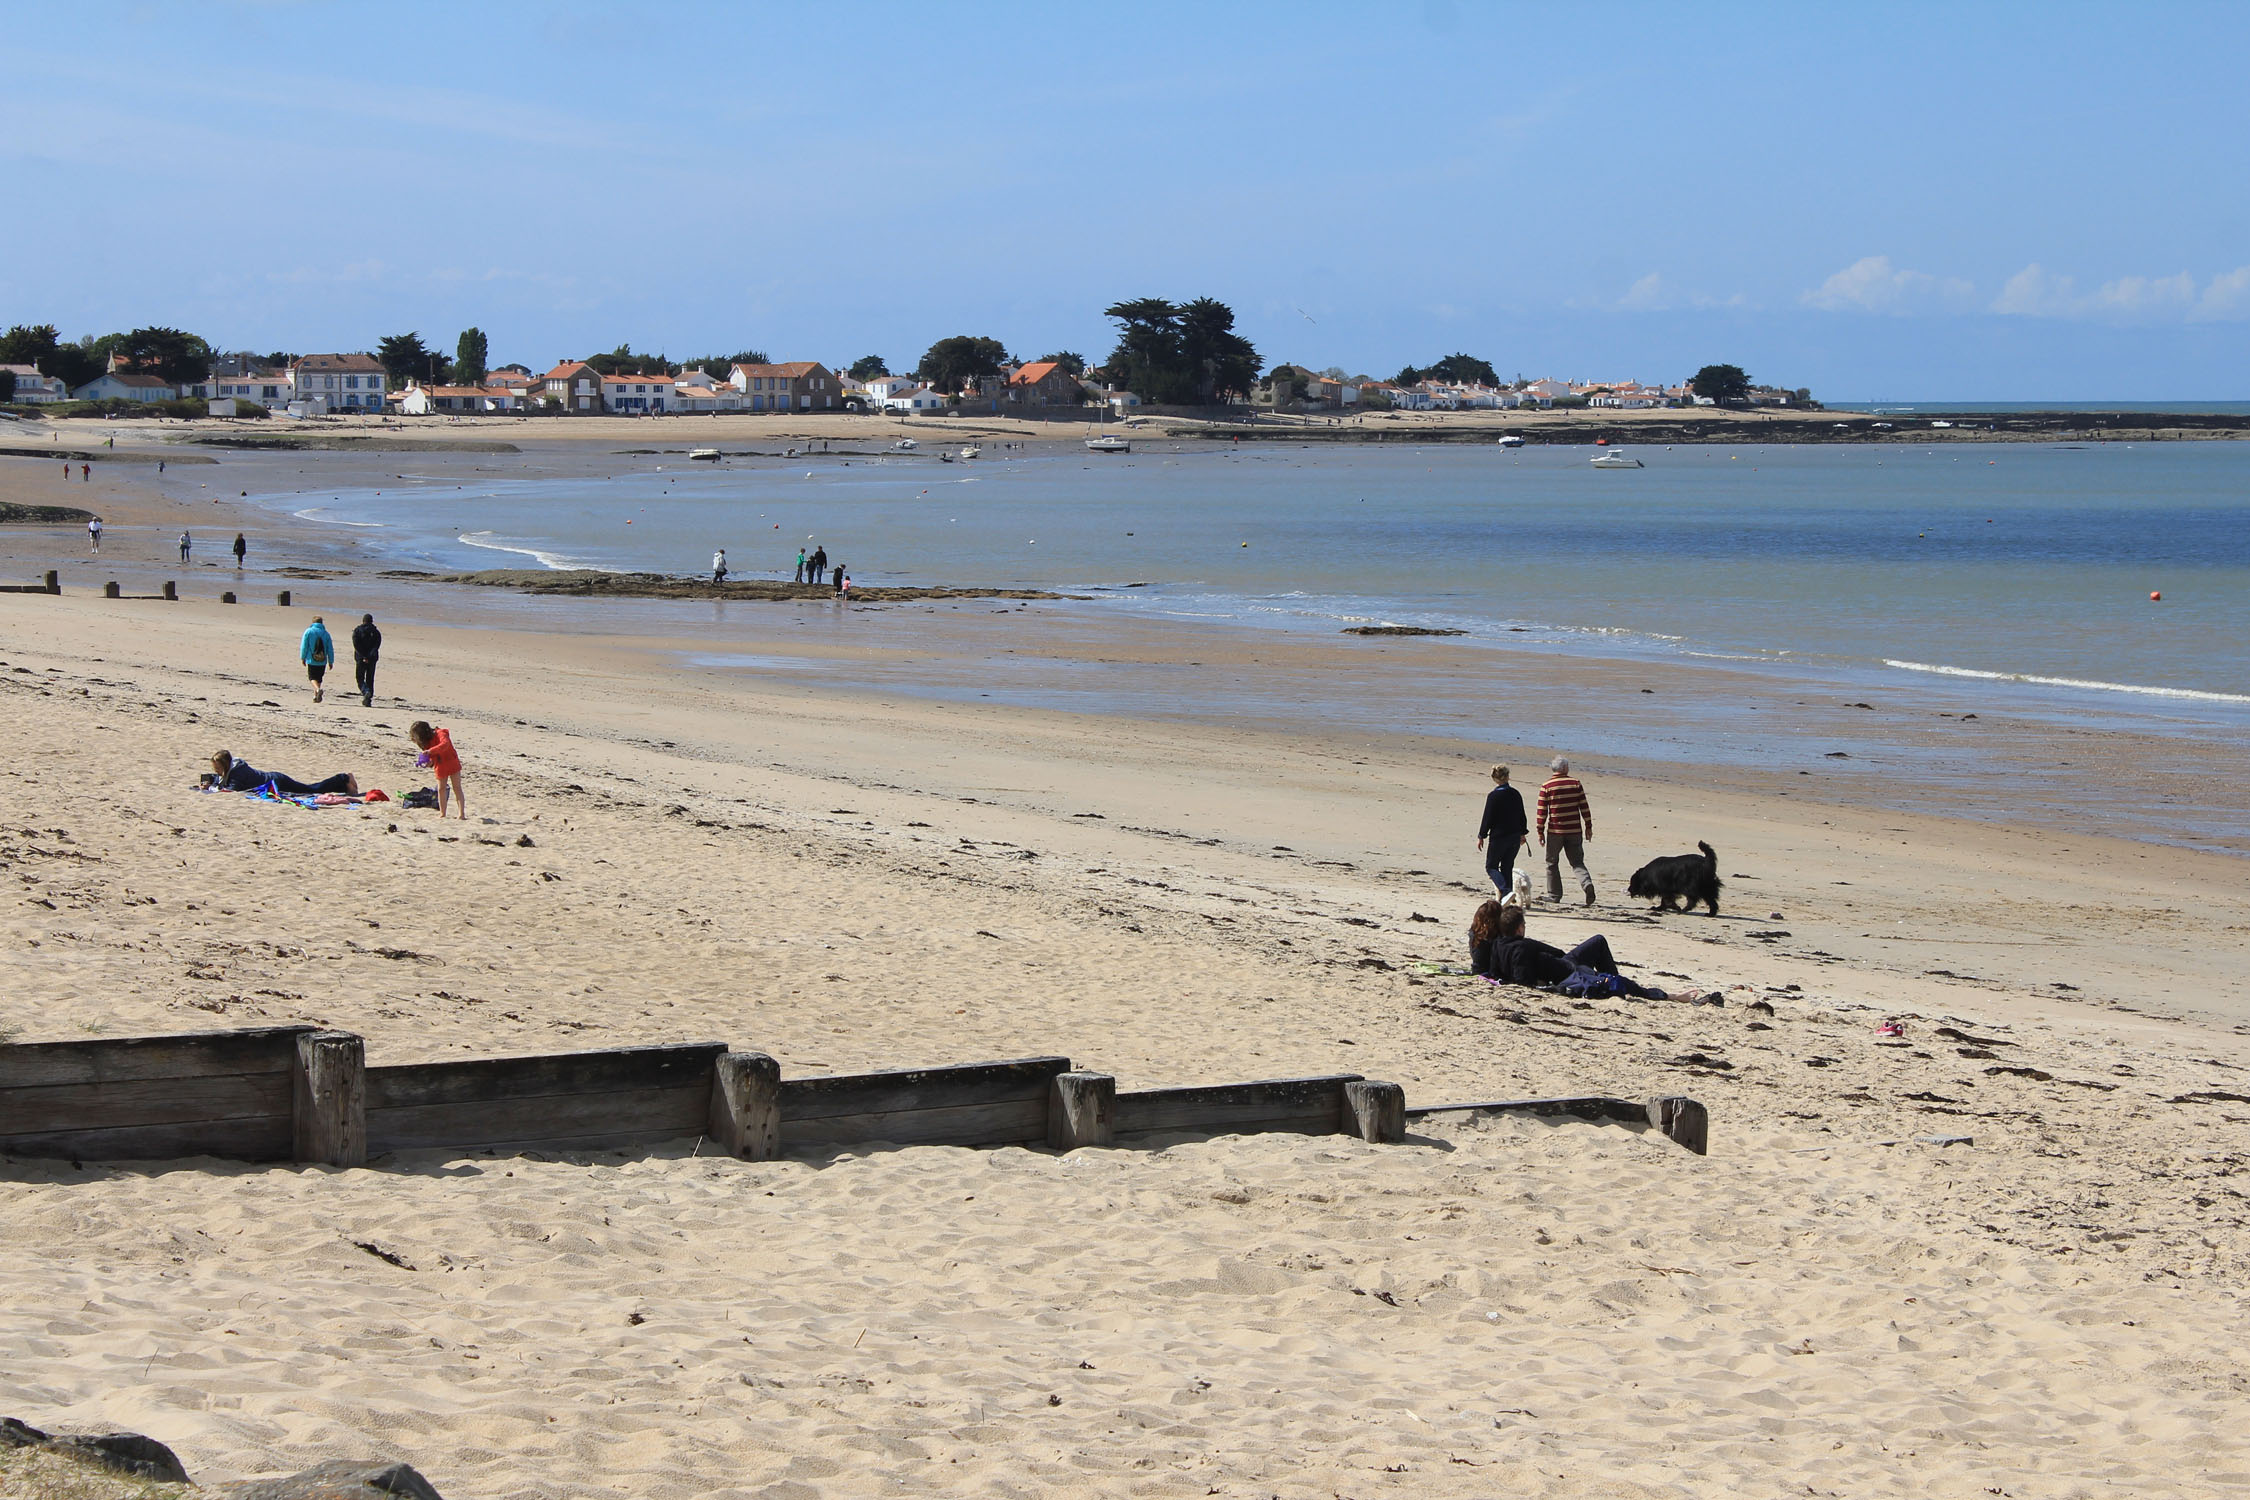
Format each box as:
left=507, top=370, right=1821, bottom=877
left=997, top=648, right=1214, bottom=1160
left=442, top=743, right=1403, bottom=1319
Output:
left=1536, top=755, right=1596, bottom=906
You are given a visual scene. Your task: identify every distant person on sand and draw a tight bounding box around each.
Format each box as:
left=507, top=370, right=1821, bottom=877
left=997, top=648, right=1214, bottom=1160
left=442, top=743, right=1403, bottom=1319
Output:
left=1475, top=763, right=1528, bottom=897
left=712, top=548, right=728, bottom=583
left=1469, top=902, right=1700, bottom=1001
left=833, top=562, right=847, bottom=596
left=300, top=615, right=335, bottom=703
left=794, top=547, right=807, bottom=583
left=1536, top=755, right=1596, bottom=906
left=352, top=613, right=382, bottom=707
left=206, top=749, right=357, bottom=797
left=81, top=463, right=90, bottom=480
left=61, top=462, right=69, bottom=480
left=810, top=546, right=828, bottom=586
left=179, top=531, right=192, bottom=564
left=87, top=517, right=102, bottom=552
left=409, top=720, right=466, bottom=819
left=232, top=533, right=246, bottom=567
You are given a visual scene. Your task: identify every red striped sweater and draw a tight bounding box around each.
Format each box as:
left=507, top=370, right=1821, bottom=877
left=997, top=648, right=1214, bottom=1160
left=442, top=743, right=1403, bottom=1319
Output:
left=1536, top=775, right=1592, bottom=838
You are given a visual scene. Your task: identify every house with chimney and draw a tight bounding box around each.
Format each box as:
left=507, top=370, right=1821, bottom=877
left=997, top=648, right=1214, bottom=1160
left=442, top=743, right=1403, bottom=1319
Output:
left=1003, top=361, right=1086, bottom=407
left=540, top=360, right=603, bottom=413
left=728, top=362, right=840, bottom=413
left=291, top=353, right=387, bottom=412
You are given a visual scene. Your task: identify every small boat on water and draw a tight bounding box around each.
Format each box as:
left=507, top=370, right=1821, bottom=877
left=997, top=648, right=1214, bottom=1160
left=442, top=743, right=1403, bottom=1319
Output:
left=892, top=438, right=918, bottom=451
left=1086, top=435, right=1130, bottom=454
left=688, top=447, right=721, bottom=462
left=1589, top=448, right=1643, bottom=469
left=1496, top=435, right=1524, bottom=448
left=960, top=446, right=980, bottom=459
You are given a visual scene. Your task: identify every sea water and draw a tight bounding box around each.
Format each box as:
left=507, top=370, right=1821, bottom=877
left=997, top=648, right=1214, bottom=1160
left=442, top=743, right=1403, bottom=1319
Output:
left=280, top=440, right=2250, bottom=729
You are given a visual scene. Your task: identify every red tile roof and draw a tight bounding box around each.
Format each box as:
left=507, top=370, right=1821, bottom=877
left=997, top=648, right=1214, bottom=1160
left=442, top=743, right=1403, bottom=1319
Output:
left=294, top=353, right=383, bottom=374
left=730, top=362, right=824, bottom=378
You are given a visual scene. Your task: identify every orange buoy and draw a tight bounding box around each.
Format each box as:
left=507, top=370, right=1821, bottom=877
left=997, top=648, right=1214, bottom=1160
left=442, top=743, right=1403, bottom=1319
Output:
left=2151, top=591, right=2162, bottom=601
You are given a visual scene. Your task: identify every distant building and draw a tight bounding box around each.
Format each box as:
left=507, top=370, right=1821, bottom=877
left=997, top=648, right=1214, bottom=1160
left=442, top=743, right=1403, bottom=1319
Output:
left=208, top=374, right=294, bottom=408
left=398, top=383, right=524, bottom=415
left=728, top=362, right=840, bottom=413
left=1004, top=361, right=1086, bottom=407
left=881, top=384, right=951, bottom=414
left=291, top=353, right=388, bottom=412
left=859, top=374, right=919, bottom=407
left=71, top=371, right=176, bottom=403
left=2, top=365, right=69, bottom=402
left=601, top=374, right=672, bottom=414
left=671, top=375, right=745, bottom=413
left=540, top=360, right=602, bottom=413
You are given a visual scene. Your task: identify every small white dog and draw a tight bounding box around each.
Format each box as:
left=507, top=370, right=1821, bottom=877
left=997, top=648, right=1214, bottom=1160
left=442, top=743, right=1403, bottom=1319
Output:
left=1498, top=867, right=1533, bottom=910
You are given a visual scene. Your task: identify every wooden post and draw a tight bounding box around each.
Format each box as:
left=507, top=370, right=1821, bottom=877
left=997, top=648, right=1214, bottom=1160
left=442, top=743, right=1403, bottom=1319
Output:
left=709, top=1051, right=781, bottom=1160
left=44, top=570, right=60, bottom=594
left=103, top=582, right=120, bottom=598
left=1048, top=1071, right=1115, bottom=1150
left=221, top=591, right=236, bottom=604
left=1646, top=1095, right=1708, bottom=1156
left=161, top=580, right=177, bottom=601
left=277, top=590, right=291, bottom=606
left=293, top=1031, right=366, bottom=1167
left=1341, top=1080, right=1406, bottom=1143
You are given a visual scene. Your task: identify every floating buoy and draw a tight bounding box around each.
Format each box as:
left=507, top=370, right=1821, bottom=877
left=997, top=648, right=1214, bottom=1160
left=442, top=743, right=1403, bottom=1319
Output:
left=1241, top=541, right=1249, bottom=547
left=2151, top=591, right=2162, bottom=601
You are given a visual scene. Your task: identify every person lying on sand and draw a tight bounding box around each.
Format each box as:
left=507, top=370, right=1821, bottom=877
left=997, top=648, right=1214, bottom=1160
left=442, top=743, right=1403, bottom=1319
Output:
left=205, top=750, right=358, bottom=797
left=1468, top=900, right=1718, bottom=1003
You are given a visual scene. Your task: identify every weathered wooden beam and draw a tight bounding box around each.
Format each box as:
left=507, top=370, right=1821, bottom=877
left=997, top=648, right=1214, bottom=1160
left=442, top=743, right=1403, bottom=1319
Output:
left=1113, top=1074, right=1360, bottom=1139
left=778, top=1056, right=1073, bottom=1123
left=0, top=1027, right=315, bottom=1090
left=710, top=1051, right=781, bottom=1160
left=1048, top=1071, right=1115, bottom=1150
left=1341, top=1080, right=1406, bottom=1144
left=1646, top=1095, right=1709, bottom=1156
left=293, top=1031, right=366, bottom=1168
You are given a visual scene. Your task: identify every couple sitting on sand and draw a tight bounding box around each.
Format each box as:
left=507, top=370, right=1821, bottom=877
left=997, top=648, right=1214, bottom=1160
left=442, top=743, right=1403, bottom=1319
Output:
left=1468, top=900, right=1721, bottom=1005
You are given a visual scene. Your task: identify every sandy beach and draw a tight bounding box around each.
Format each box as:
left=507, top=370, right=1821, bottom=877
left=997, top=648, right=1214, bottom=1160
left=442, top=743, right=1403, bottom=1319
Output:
left=5, top=425, right=2250, bottom=1497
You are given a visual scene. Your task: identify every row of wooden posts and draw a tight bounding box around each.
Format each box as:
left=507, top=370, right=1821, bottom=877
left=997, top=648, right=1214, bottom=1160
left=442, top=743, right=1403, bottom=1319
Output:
left=3, top=574, right=295, bottom=605
left=0, top=1026, right=1708, bottom=1169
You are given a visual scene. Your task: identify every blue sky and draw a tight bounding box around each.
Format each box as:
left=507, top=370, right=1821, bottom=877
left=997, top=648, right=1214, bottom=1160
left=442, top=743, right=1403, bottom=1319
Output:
left=7, top=4, right=2246, bottom=398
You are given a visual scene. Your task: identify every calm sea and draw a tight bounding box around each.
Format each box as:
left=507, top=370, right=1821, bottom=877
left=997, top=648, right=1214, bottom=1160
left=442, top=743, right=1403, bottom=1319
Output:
left=277, top=439, right=2250, bottom=730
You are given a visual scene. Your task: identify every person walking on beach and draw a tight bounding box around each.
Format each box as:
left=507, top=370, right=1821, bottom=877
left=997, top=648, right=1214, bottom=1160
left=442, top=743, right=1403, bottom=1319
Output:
left=87, top=517, right=102, bottom=553
left=179, top=531, right=192, bottom=565
left=712, top=548, right=728, bottom=583
left=232, top=533, right=246, bottom=568
left=351, top=613, right=382, bottom=707
left=300, top=615, right=336, bottom=704
left=410, top=720, right=466, bottom=819
left=1476, top=763, right=1528, bottom=897
left=793, top=547, right=807, bottom=584
left=81, top=463, right=90, bottom=481
left=1536, top=756, right=1596, bottom=906
left=61, top=462, right=69, bottom=481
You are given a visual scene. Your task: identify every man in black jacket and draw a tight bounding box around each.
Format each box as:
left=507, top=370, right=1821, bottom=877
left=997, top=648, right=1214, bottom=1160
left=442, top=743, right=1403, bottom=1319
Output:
left=351, top=613, right=382, bottom=707
left=1475, top=764, right=1528, bottom=897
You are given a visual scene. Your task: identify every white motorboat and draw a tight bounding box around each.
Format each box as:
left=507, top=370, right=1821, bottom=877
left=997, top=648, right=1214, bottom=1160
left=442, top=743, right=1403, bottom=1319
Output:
left=1086, top=435, right=1130, bottom=454
left=892, top=438, right=918, bottom=451
left=1589, top=448, right=1643, bottom=469
left=688, top=447, right=721, bottom=462
left=1496, top=434, right=1524, bottom=448
left=959, top=446, right=980, bottom=459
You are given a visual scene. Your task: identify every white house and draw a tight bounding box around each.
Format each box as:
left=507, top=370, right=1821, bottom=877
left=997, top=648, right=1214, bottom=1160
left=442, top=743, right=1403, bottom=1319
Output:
left=882, top=384, right=951, bottom=414
left=861, top=374, right=919, bottom=405
left=207, top=374, right=294, bottom=408
left=292, top=353, right=388, bottom=412
left=72, top=371, right=176, bottom=403
left=1520, top=378, right=1572, bottom=404
left=398, top=383, right=524, bottom=415
left=671, top=376, right=745, bottom=413
left=601, top=374, right=671, bottom=413
left=2, top=365, right=69, bottom=402
left=1102, top=387, right=1142, bottom=409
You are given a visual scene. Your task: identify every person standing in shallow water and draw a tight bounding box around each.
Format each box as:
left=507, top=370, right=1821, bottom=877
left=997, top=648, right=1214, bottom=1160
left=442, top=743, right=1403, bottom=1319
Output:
left=1476, top=763, right=1528, bottom=897
left=232, top=533, right=246, bottom=568
left=179, top=531, right=191, bottom=564
left=793, top=547, right=807, bottom=584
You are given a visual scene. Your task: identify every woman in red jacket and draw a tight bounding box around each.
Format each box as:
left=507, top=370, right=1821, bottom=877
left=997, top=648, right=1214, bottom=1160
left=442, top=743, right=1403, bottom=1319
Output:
left=409, top=721, right=466, bottom=820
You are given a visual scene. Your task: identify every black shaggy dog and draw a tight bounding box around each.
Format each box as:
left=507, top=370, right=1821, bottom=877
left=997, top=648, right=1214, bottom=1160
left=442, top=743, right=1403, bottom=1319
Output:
left=1628, top=841, right=1723, bottom=915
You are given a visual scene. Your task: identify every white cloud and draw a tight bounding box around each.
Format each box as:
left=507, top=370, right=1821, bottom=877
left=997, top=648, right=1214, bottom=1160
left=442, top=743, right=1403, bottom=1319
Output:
left=1611, top=273, right=1747, bottom=312
left=1802, top=256, right=1974, bottom=314
left=2193, top=266, right=2250, bottom=321
left=1993, top=263, right=2250, bottom=322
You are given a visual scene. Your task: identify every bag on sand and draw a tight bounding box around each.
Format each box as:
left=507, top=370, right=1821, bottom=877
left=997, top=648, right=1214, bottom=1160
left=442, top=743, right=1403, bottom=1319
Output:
left=1559, top=969, right=1632, bottom=1000
left=402, top=787, right=440, bottom=810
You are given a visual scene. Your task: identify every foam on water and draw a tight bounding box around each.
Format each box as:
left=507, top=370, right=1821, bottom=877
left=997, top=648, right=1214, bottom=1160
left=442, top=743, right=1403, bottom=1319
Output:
left=1885, top=659, right=2250, bottom=705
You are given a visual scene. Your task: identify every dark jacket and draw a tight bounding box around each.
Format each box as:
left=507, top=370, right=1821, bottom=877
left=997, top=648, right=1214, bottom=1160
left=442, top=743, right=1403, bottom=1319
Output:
left=352, top=622, right=382, bottom=661
left=1478, top=784, right=1527, bottom=862
left=1472, top=933, right=1577, bottom=987
left=215, top=760, right=268, bottom=792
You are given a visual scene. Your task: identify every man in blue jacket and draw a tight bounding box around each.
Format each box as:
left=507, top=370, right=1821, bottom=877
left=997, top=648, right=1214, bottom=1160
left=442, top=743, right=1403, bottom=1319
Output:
left=300, top=616, right=335, bottom=704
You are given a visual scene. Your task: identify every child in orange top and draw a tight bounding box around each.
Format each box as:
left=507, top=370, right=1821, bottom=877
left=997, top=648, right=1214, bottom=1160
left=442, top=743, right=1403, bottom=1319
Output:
left=409, top=720, right=466, bottom=819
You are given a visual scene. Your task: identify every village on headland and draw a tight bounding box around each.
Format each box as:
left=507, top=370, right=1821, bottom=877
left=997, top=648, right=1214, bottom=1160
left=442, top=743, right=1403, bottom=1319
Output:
left=0, top=301, right=1811, bottom=425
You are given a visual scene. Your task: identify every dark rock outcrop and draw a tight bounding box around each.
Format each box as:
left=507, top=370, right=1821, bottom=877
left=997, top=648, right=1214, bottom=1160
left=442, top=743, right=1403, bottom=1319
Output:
left=1, top=1417, right=192, bottom=1483
left=222, top=1459, right=446, bottom=1500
